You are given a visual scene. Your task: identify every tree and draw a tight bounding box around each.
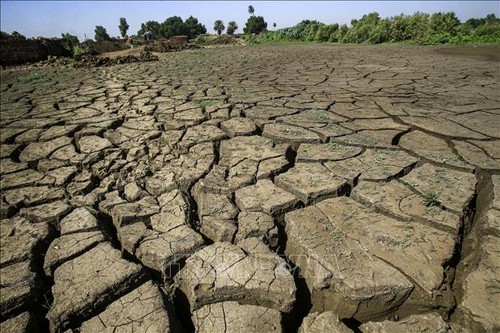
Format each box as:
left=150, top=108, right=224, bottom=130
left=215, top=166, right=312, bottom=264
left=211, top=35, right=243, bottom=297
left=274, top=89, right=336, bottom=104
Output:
left=61, top=33, right=79, bottom=47
left=94, top=26, right=111, bottom=42
left=0, top=31, right=11, bottom=40
left=119, top=17, right=129, bottom=38
left=227, top=21, right=238, bottom=35
left=273, top=22, right=277, bottom=30
left=214, top=20, right=225, bottom=36
left=243, top=15, right=267, bottom=34
left=10, top=31, right=26, bottom=40
left=160, top=16, right=187, bottom=38
left=138, top=21, right=161, bottom=37
left=185, top=16, right=207, bottom=39
left=248, top=5, right=255, bottom=16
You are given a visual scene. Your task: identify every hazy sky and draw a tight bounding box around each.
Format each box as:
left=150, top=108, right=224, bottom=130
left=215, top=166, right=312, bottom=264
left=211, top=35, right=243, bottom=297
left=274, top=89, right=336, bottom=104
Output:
left=1, top=1, right=499, bottom=40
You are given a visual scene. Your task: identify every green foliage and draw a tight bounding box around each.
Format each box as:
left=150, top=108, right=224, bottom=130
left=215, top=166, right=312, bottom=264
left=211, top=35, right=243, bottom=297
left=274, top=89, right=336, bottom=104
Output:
left=138, top=20, right=162, bottom=37
left=161, top=16, right=187, bottom=38
left=61, top=33, right=79, bottom=48
left=422, top=192, right=443, bottom=207
left=248, top=5, right=255, bottom=16
left=244, top=16, right=268, bottom=34
left=138, top=16, right=206, bottom=39
left=119, top=17, right=129, bottom=38
left=94, top=26, right=111, bottom=42
left=227, top=21, right=238, bottom=35
left=72, top=44, right=90, bottom=56
left=1, top=31, right=27, bottom=40
left=11, top=31, right=26, bottom=40
left=184, top=16, right=207, bottom=39
left=244, top=11, right=500, bottom=45
left=213, top=20, right=225, bottom=36
left=25, top=72, right=46, bottom=82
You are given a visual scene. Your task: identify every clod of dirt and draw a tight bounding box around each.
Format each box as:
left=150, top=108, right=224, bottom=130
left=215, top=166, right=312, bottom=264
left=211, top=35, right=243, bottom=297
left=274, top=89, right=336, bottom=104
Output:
left=299, top=311, right=352, bottom=333
left=46, top=242, right=146, bottom=332
left=0, top=312, right=39, bottom=333
left=359, top=312, right=451, bottom=332
left=192, top=301, right=283, bottom=333
left=80, top=281, right=175, bottom=332
left=174, top=241, right=296, bottom=312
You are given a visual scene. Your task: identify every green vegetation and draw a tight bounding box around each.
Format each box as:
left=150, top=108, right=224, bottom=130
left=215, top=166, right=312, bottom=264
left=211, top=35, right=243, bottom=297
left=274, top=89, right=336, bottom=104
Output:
left=119, top=17, right=129, bottom=38
left=245, top=12, right=500, bottom=45
left=227, top=21, right=238, bottom=35
left=244, top=16, right=268, bottom=35
left=422, top=191, right=443, bottom=207
left=61, top=33, right=79, bottom=48
left=214, top=20, right=225, bottom=36
left=94, top=25, right=111, bottom=42
left=137, top=16, right=206, bottom=39
left=0, top=31, right=27, bottom=40
left=72, top=44, right=91, bottom=57
left=25, top=72, right=47, bottom=83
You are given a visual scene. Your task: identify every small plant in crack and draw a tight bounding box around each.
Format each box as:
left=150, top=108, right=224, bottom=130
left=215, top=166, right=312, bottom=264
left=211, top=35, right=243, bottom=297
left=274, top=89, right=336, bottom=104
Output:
left=328, top=142, right=339, bottom=150
left=421, top=191, right=443, bottom=207
left=211, top=205, right=226, bottom=215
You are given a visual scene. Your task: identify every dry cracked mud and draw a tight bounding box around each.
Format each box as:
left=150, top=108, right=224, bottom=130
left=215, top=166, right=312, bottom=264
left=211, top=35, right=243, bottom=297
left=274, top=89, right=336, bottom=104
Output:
left=1, top=44, right=499, bottom=332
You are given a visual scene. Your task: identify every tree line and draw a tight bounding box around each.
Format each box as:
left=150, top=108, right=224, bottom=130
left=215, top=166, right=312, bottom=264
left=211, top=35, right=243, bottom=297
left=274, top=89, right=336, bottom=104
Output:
left=2, top=8, right=498, bottom=45
left=257, top=12, right=500, bottom=44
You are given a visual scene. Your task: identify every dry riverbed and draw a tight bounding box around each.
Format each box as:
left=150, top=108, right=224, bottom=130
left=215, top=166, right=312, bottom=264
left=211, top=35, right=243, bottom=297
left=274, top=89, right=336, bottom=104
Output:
left=1, top=44, right=499, bottom=332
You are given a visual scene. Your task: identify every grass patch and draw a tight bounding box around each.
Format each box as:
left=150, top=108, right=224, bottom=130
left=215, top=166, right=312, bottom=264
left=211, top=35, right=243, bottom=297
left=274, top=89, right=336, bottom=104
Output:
left=199, top=99, right=224, bottom=109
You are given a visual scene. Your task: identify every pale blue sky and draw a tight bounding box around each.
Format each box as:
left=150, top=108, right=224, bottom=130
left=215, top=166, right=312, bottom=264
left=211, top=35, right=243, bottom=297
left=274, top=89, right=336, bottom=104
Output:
left=1, top=1, right=499, bottom=40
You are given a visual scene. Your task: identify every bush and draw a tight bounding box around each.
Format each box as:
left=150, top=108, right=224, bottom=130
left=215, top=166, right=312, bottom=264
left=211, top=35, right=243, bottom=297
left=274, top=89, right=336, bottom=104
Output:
left=73, top=44, right=90, bottom=57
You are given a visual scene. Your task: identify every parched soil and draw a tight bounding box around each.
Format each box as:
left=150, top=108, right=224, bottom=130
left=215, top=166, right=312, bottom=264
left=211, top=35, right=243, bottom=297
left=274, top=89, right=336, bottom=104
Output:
left=1, top=44, right=499, bottom=333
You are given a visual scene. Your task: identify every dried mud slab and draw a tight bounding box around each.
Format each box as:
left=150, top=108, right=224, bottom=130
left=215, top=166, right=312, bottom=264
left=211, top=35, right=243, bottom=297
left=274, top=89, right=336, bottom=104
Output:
left=0, top=312, right=39, bottom=333
left=275, top=163, right=347, bottom=204
left=324, top=148, right=418, bottom=184
left=399, top=163, right=476, bottom=213
left=457, top=236, right=500, bottom=332
left=0, top=217, right=51, bottom=267
left=80, top=281, right=174, bottom=333
left=285, top=191, right=473, bottom=321
left=399, top=130, right=471, bottom=170
left=0, top=261, right=38, bottom=318
left=195, top=136, right=288, bottom=195
left=296, top=143, right=362, bottom=163
left=174, top=242, right=296, bottom=312
left=46, top=242, right=146, bottom=332
left=192, top=301, right=283, bottom=333
left=299, top=312, right=352, bottom=333
left=263, top=123, right=322, bottom=144
left=359, top=312, right=451, bottom=332
left=235, top=179, right=299, bottom=216
left=285, top=202, right=413, bottom=320
left=115, top=189, right=204, bottom=279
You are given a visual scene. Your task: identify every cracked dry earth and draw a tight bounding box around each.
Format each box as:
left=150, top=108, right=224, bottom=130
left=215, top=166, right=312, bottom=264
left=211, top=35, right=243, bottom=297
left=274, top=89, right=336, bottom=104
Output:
left=0, top=44, right=499, bottom=333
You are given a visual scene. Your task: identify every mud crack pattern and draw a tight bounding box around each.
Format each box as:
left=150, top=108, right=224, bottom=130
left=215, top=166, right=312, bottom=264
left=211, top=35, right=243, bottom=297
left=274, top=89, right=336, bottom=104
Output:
left=1, top=45, right=499, bottom=332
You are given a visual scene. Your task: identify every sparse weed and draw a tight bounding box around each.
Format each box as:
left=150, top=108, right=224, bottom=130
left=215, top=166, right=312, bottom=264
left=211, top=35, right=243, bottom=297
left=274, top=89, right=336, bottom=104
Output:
left=211, top=205, right=226, bottom=215
left=199, top=99, right=224, bottom=109
left=72, top=44, right=90, bottom=57
left=25, top=72, right=45, bottom=82
left=421, top=191, right=443, bottom=207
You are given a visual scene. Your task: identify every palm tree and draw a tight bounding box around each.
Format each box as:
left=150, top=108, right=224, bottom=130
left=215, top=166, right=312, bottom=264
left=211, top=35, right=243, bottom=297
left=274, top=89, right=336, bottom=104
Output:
left=248, top=5, right=255, bottom=16
left=227, top=21, right=238, bottom=35
left=273, top=22, right=277, bottom=31
left=213, top=20, right=225, bottom=36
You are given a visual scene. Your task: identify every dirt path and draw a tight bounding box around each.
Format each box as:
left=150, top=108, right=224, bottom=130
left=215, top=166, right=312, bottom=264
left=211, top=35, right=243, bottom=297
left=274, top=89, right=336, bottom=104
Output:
left=1, top=44, right=499, bottom=333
